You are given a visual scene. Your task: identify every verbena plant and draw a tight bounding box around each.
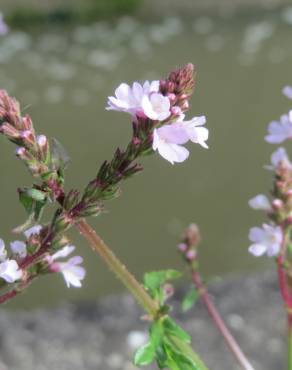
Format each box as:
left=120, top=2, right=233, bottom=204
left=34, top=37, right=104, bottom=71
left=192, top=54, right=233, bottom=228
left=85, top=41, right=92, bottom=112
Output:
left=1, top=58, right=292, bottom=370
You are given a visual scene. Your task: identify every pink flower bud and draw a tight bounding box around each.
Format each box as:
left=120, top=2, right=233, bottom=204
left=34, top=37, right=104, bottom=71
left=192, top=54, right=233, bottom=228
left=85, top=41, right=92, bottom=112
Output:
left=171, top=106, right=181, bottom=116
left=272, top=199, right=283, bottom=210
left=167, top=93, right=176, bottom=103
left=181, top=101, right=189, bottom=110
left=22, top=115, right=33, bottom=131
left=186, top=249, right=196, bottom=261
left=177, top=243, right=187, bottom=252
left=16, top=147, right=26, bottom=159
left=37, top=134, right=47, bottom=147
left=20, top=130, right=32, bottom=139
left=132, top=137, right=141, bottom=146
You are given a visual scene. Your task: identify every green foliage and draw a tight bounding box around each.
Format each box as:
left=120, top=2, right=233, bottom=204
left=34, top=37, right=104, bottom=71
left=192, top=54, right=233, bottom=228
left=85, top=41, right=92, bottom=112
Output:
left=14, top=187, right=47, bottom=232
left=134, top=316, right=203, bottom=370
left=182, top=287, right=199, bottom=312
left=143, top=270, right=181, bottom=305
left=6, top=0, right=143, bottom=27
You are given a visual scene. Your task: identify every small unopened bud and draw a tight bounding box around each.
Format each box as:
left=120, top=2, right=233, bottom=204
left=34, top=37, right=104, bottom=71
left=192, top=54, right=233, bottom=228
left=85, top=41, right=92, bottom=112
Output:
left=272, top=199, right=283, bottom=210
left=20, top=129, right=34, bottom=145
left=184, top=223, right=201, bottom=247
left=181, top=101, right=189, bottom=111
left=167, top=81, right=175, bottom=93
left=167, top=93, right=176, bottom=103
left=22, top=115, right=33, bottom=131
left=132, top=137, right=141, bottom=146
left=171, top=106, right=181, bottom=116
left=37, top=134, right=47, bottom=147
left=177, top=243, right=187, bottom=252
left=16, top=147, right=34, bottom=162
left=16, top=147, right=26, bottom=158
left=186, top=249, right=197, bottom=261
left=287, top=189, right=292, bottom=197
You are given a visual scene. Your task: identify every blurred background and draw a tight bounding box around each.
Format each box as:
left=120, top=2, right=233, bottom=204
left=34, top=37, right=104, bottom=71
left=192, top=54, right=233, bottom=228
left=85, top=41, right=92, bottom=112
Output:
left=0, top=0, right=292, bottom=309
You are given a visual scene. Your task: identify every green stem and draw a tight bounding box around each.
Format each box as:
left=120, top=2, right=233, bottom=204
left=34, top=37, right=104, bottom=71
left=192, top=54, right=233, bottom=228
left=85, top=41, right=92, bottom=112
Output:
left=170, top=336, right=209, bottom=370
left=77, top=219, right=159, bottom=318
left=76, top=219, right=210, bottom=370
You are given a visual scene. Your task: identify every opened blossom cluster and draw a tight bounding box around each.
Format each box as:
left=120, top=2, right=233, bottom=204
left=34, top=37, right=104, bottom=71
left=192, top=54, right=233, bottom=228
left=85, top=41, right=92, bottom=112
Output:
left=107, top=78, right=208, bottom=164
left=248, top=87, right=292, bottom=257
left=0, top=225, right=85, bottom=288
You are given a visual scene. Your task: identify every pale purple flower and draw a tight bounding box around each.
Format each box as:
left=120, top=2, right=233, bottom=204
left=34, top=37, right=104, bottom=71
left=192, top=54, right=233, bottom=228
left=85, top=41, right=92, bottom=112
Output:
left=283, top=86, right=292, bottom=100
left=248, top=194, right=272, bottom=211
left=47, top=245, right=86, bottom=288
left=248, top=224, right=282, bottom=257
left=153, top=124, right=190, bottom=164
left=265, top=147, right=292, bottom=170
left=55, top=256, right=86, bottom=288
left=24, top=225, right=42, bottom=239
left=0, top=239, right=7, bottom=262
left=0, top=14, right=8, bottom=36
left=106, top=80, right=171, bottom=121
left=152, top=115, right=209, bottom=164
left=0, top=259, right=22, bottom=283
left=141, top=92, right=171, bottom=121
left=10, top=241, right=27, bottom=259
left=178, top=116, right=209, bottom=149
left=265, top=112, right=292, bottom=143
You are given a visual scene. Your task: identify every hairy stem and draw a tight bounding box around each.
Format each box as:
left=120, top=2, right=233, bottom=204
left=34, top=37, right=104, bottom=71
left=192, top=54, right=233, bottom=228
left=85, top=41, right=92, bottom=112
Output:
left=191, top=270, right=255, bottom=370
left=77, top=219, right=159, bottom=317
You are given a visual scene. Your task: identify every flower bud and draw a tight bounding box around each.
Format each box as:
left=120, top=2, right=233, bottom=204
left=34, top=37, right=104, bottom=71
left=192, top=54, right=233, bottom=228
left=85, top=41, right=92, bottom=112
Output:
left=186, top=249, right=197, bottom=261
left=171, top=106, right=182, bottom=116
left=177, top=243, right=187, bottom=252
left=167, top=93, right=176, bottom=103
left=272, top=199, right=284, bottom=210
left=37, top=134, right=47, bottom=147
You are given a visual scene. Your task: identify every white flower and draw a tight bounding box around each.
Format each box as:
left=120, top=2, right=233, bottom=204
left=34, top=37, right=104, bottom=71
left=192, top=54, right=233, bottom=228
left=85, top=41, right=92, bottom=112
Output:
left=153, top=124, right=190, bottom=164
left=265, top=147, right=292, bottom=170
left=283, top=86, right=292, bottom=100
left=50, top=245, right=75, bottom=261
left=0, top=259, right=22, bottom=283
left=179, top=116, right=209, bottom=149
left=0, top=239, right=7, bottom=262
left=141, top=93, right=171, bottom=121
left=248, top=194, right=272, bottom=211
left=57, top=256, right=86, bottom=288
left=47, top=245, right=86, bottom=288
left=106, top=80, right=171, bottom=121
left=24, top=225, right=42, bottom=239
left=10, top=241, right=27, bottom=259
left=248, top=224, right=282, bottom=257
left=265, top=112, right=292, bottom=144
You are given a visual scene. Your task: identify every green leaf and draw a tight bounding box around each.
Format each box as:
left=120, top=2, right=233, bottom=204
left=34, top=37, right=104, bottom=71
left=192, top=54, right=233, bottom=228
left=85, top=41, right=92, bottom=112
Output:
left=15, top=188, right=47, bottom=232
left=162, top=317, right=191, bottom=343
left=26, top=188, right=47, bottom=202
left=150, top=321, right=163, bottom=349
left=182, top=287, right=199, bottom=312
left=134, top=342, right=156, bottom=366
left=144, top=270, right=182, bottom=293
left=163, top=338, right=199, bottom=370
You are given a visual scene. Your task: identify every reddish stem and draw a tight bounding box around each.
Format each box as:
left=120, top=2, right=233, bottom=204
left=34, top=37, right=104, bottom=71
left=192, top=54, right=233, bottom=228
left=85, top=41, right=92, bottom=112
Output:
left=0, top=289, right=18, bottom=304
left=191, top=270, right=255, bottom=370
left=277, top=253, right=292, bottom=308
left=0, top=275, right=36, bottom=304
